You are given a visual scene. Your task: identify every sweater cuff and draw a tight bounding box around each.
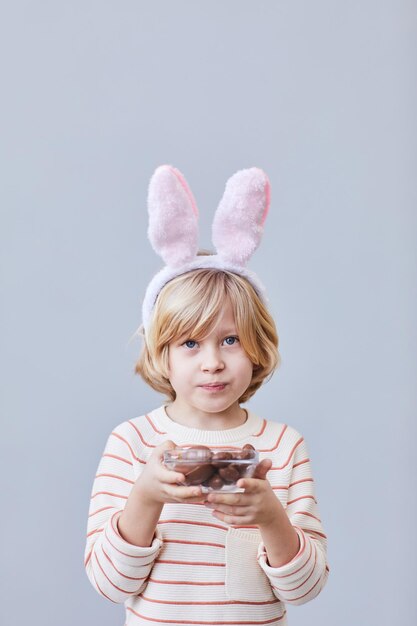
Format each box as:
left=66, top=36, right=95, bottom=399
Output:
left=103, top=510, right=163, bottom=567
left=257, top=526, right=311, bottom=581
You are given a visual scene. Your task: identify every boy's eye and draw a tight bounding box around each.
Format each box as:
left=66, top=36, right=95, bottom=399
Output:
left=183, top=340, right=198, bottom=349
left=223, top=336, right=239, bottom=346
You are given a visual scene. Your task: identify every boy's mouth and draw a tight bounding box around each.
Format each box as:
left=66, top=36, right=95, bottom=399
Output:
left=199, top=383, right=228, bottom=392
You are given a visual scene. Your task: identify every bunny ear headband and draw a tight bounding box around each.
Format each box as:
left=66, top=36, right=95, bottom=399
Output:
left=142, top=164, right=271, bottom=334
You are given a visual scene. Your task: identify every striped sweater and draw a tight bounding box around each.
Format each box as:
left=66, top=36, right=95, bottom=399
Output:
left=85, top=404, right=329, bottom=625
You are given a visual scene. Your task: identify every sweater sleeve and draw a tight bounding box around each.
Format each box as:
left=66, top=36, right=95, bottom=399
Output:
left=257, top=434, right=329, bottom=605
left=84, top=424, right=163, bottom=604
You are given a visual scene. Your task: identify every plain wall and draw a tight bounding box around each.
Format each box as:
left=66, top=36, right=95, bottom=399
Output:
left=1, top=1, right=416, bottom=625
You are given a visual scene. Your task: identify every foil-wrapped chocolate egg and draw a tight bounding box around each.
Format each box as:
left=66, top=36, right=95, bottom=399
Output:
left=182, top=445, right=212, bottom=462
left=174, top=445, right=212, bottom=475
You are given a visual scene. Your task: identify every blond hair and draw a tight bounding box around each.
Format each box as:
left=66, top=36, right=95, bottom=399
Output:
left=135, top=268, right=280, bottom=403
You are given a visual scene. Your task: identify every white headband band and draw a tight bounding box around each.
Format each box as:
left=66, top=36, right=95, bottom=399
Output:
left=142, top=165, right=271, bottom=334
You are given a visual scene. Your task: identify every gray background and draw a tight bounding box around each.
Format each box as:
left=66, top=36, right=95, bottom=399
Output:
left=1, top=1, right=416, bottom=625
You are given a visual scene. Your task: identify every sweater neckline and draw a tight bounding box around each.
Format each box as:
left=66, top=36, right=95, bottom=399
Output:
left=150, top=404, right=263, bottom=444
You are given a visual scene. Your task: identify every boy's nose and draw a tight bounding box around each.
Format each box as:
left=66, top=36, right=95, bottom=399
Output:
left=200, top=348, right=225, bottom=372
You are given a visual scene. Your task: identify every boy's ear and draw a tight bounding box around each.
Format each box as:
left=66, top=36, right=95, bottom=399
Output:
left=147, top=165, right=199, bottom=267
left=212, top=168, right=270, bottom=266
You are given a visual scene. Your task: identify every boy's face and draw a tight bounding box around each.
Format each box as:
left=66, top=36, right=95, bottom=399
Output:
left=167, top=299, right=253, bottom=419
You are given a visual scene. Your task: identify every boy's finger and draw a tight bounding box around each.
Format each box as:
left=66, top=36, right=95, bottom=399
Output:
left=166, top=484, right=204, bottom=500
left=236, top=477, right=263, bottom=493
left=252, top=458, right=273, bottom=480
left=158, top=466, right=186, bottom=484
left=206, top=492, right=245, bottom=506
left=157, top=439, right=178, bottom=451
left=234, top=459, right=272, bottom=492
left=156, top=439, right=178, bottom=461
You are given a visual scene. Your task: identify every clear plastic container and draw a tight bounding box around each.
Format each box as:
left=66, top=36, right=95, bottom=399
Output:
left=163, top=445, right=259, bottom=492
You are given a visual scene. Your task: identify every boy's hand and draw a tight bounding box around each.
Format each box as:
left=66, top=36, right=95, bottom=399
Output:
left=203, top=459, right=282, bottom=526
left=134, top=440, right=206, bottom=506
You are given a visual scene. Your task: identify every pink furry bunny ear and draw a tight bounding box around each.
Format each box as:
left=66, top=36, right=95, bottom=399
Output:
left=212, top=167, right=270, bottom=265
left=147, top=165, right=199, bottom=267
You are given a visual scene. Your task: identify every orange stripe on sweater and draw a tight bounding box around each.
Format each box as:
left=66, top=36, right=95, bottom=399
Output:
left=101, top=545, right=148, bottom=581
left=262, top=537, right=312, bottom=580
left=103, top=512, right=159, bottom=560
left=158, top=519, right=228, bottom=531
left=145, top=414, right=167, bottom=434
left=104, top=527, right=155, bottom=561
left=293, top=458, right=309, bottom=468
left=271, top=437, right=304, bottom=470
left=287, top=566, right=323, bottom=602
left=293, top=511, right=322, bottom=523
left=128, top=420, right=157, bottom=448
left=288, top=478, right=314, bottom=488
left=157, top=559, right=225, bottom=567
left=95, top=473, right=135, bottom=485
left=287, top=495, right=316, bottom=506
left=89, top=506, right=114, bottom=518
left=252, top=419, right=267, bottom=437
left=87, top=528, right=103, bottom=538
left=257, top=424, right=287, bottom=452
left=111, top=431, right=146, bottom=464
left=103, top=453, right=133, bottom=466
left=308, top=529, right=327, bottom=539
left=91, top=491, right=128, bottom=500
left=148, top=577, right=224, bottom=586
left=164, top=539, right=225, bottom=548
left=273, top=543, right=317, bottom=592
left=84, top=549, right=92, bottom=567
left=94, top=551, right=136, bottom=594
left=92, top=565, right=117, bottom=603
left=141, top=595, right=279, bottom=606
left=126, top=606, right=286, bottom=624
left=174, top=444, right=244, bottom=451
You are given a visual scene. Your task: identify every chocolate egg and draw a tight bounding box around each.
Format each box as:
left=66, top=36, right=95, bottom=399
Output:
left=205, top=473, right=225, bottom=490
left=211, top=451, right=233, bottom=468
left=165, top=444, right=258, bottom=491
left=182, top=445, right=212, bottom=462
left=234, top=462, right=248, bottom=477
left=218, top=464, right=240, bottom=484
left=183, top=463, right=215, bottom=486
left=233, top=449, right=250, bottom=460
left=174, top=445, right=213, bottom=475
left=239, top=444, right=256, bottom=459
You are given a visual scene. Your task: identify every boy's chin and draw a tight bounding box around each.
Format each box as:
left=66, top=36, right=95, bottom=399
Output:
left=192, top=397, right=242, bottom=414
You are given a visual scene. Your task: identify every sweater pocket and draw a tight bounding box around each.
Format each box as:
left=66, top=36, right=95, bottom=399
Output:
left=224, top=527, right=275, bottom=602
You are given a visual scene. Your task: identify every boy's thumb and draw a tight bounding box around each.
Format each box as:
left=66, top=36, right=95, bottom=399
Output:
left=253, top=458, right=273, bottom=480
left=160, top=440, right=177, bottom=449
left=155, top=440, right=177, bottom=459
